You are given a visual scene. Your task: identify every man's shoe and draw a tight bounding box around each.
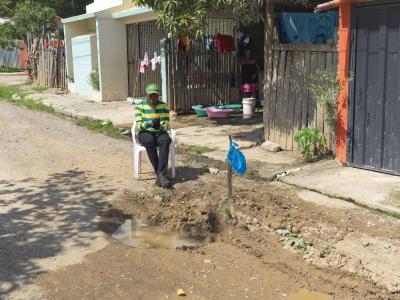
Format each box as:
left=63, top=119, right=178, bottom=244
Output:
left=156, top=174, right=172, bottom=188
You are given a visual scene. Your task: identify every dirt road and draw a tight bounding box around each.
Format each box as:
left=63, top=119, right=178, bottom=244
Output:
left=1, top=102, right=399, bottom=300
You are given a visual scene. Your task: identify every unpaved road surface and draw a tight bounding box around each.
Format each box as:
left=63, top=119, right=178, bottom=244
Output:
left=1, top=102, right=400, bottom=300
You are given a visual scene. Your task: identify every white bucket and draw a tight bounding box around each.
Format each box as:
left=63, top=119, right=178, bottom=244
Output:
left=242, top=97, right=256, bottom=118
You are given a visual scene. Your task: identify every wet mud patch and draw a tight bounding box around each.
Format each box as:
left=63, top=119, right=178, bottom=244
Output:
left=112, top=218, right=203, bottom=249
left=109, top=189, right=222, bottom=243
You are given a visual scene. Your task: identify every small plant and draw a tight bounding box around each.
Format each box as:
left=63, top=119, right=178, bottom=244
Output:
left=325, top=241, right=336, bottom=253
left=189, top=145, right=211, bottom=154
left=309, top=69, right=348, bottom=132
left=277, top=229, right=309, bottom=252
left=294, top=127, right=327, bottom=162
left=87, top=70, right=100, bottom=91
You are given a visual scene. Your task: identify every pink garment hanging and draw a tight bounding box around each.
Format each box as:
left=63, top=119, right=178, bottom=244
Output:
left=139, top=52, right=149, bottom=74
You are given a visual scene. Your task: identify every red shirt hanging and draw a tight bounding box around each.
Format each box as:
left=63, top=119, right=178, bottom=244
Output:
left=214, top=33, right=236, bottom=54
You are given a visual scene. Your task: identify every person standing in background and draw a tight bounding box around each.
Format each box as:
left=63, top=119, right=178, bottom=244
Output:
left=240, top=50, right=261, bottom=106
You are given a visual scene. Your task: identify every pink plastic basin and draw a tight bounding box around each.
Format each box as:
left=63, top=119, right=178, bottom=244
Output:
left=205, top=107, right=234, bottom=119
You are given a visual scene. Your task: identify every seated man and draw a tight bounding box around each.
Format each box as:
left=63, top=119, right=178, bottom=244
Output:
left=135, top=84, right=172, bottom=188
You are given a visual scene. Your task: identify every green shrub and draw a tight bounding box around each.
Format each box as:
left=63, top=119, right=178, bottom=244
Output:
left=294, top=127, right=327, bottom=162
left=87, top=70, right=100, bottom=91
left=309, top=69, right=343, bottom=132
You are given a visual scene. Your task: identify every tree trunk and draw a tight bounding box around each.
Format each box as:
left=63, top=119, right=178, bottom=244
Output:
left=263, top=0, right=275, bottom=142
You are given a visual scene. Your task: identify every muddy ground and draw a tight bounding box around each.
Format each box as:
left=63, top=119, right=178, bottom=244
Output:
left=1, top=102, right=400, bottom=300
left=38, top=153, right=400, bottom=300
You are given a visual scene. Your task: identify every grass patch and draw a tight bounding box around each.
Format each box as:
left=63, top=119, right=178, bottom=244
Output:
left=189, top=145, right=212, bottom=154
left=77, top=118, right=121, bottom=137
left=32, top=86, right=48, bottom=93
left=19, top=97, right=54, bottom=113
left=0, top=66, right=23, bottom=73
left=0, top=84, right=122, bottom=139
left=0, top=85, right=54, bottom=113
left=0, top=85, right=21, bottom=100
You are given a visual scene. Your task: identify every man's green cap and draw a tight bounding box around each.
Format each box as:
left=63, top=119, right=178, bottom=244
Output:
left=146, top=83, right=160, bottom=95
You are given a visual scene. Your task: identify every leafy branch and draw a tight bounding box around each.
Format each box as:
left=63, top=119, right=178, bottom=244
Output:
left=132, top=0, right=309, bottom=38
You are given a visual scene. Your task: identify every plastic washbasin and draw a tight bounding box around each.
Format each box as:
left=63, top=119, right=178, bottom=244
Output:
left=205, top=107, right=234, bottom=119
left=192, top=105, right=208, bottom=117
left=221, top=104, right=242, bottom=114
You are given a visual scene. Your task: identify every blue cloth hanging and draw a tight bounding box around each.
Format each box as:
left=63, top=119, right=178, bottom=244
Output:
left=277, top=11, right=338, bottom=44
left=227, top=140, right=247, bottom=175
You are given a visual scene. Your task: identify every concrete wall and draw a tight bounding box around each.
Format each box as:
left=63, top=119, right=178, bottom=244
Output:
left=64, top=19, right=96, bottom=93
left=96, top=18, right=128, bottom=101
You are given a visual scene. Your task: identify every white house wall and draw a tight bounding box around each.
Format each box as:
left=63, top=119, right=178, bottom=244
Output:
left=96, top=18, right=128, bottom=101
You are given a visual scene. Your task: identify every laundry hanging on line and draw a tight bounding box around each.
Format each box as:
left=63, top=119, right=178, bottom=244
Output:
left=139, top=52, right=149, bottom=74
left=150, top=51, right=161, bottom=71
left=214, top=33, right=236, bottom=54
left=139, top=51, right=161, bottom=74
left=204, top=34, right=215, bottom=51
left=178, top=36, right=191, bottom=52
left=237, top=31, right=251, bottom=58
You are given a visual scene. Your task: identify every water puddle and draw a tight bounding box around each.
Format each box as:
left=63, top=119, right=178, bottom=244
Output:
left=288, top=289, right=330, bottom=300
left=112, top=219, right=202, bottom=249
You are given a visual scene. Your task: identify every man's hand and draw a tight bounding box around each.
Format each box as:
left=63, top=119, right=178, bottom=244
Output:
left=145, top=120, right=153, bottom=128
left=145, top=119, right=160, bottom=129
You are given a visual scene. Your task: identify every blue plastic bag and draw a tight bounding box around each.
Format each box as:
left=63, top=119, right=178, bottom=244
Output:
left=227, top=140, right=247, bottom=174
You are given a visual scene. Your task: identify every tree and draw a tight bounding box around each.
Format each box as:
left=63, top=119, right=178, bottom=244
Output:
left=0, top=1, right=57, bottom=50
left=132, top=0, right=307, bottom=38
left=0, top=1, right=57, bottom=78
left=0, top=0, right=92, bottom=18
left=0, top=21, right=16, bottom=50
left=131, top=0, right=263, bottom=38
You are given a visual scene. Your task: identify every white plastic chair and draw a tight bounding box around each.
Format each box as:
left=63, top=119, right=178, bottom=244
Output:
left=131, top=121, right=176, bottom=180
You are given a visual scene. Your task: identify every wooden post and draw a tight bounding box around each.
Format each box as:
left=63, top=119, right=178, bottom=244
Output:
left=55, top=26, right=61, bottom=88
left=227, top=135, right=233, bottom=204
left=264, top=0, right=275, bottom=141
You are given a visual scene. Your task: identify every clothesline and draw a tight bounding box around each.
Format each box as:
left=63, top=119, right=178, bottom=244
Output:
left=139, top=51, right=161, bottom=74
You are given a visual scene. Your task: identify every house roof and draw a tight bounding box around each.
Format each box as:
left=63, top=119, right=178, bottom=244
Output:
left=112, top=6, right=153, bottom=19
left=314, top=0, right=367, bottom=12
left=62, top=12, right=96, bottom=24
left=62, top=5, right=153, bottom=24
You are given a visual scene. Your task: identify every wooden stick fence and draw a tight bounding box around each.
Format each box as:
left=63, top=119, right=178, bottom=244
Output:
left=35, top=45, right=68, bottom=90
